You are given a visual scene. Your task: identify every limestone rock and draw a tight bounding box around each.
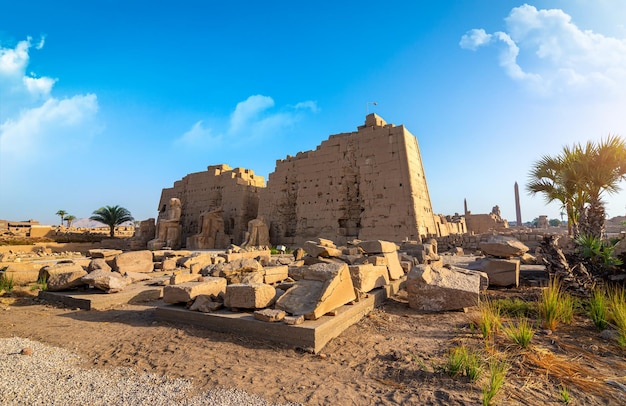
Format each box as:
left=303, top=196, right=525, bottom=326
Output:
left=189, top=294, right=223, bottom=312
left=169, top=273, right=202, bottom=285
left=88, top=249, right=122, bottom=259
left=467, top=258, right=520, bottom=287
left=283, top=315, right=305, bottom=325
left=178, top=253, right=215, bottom=274
left=41, top=263, right=88, bottom=291
left=275, top=262, right=356, bottom=320
left=124, top=272, right=153, bottom=283
left=348, top=264, right=389, bottom=293
left=358, top=240, right=398, bottom=254
left=406, top=264, right=480, bottom=312
left=87, top=258, right=111, bottom=273
left=112, top=250, right=154, bottom=274
left=254, top=309, right=286, bottom=322
left=81, top=269, right=129, bottom=293
left=379, top=252, right=405, bottom=280
left=480, top=235, right=529, bottom=258
left=211, top=258, right=264, bottom=284
left=163, top=278, right=227, bottom=304
left=263, top=265, right=289, bottom=284
left=224, top=283, right=276, bottom=309
left=303, top=241, right=342, bottom=258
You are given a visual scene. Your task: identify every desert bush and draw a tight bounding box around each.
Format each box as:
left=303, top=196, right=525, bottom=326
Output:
left=495, top=298, right=536, bottom=318
left=503, top=318, right=534, bottom=348
left=443, top=346, right=482, bottom=382
left=0, top=274, right=15, bottom=292
left=607, top=286, right=626, bottom=347
left=588, top=289, right=609, bottom=330
left=538, top=277, right=573, bottom=330
left=477, top=299, right=501, bottom=343
left=482, top=358, right=508, bottom=406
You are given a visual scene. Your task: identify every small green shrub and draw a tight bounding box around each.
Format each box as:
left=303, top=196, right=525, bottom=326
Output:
left=503, top=318, right=534, bottom=348
left=495, top=298, right=536, bottom=318
left=478, top=299, right=501, bottom=343
left=444, top=346, right=467, bottom=378
left=559, top=384, right=570, bottom=404
left=443, top=346, right=482, bottom=382
left=588, top=289, right=609, bottom=330
left=0, top=275, right=15, bottom=292
left=607, top=286, right=626, bottom=347
left=559, top=293, right=575, bottom=325
left=539, top=277, right=567, bottom=330
left=482, top=359, right=508, bottom=406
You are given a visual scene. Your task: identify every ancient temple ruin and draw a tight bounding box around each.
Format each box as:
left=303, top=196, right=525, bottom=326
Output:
left=155, top=164, right=265, bottom=248
left=152, top=115, right=442, bottom=248
left=258, top=114, right=437, bottom=246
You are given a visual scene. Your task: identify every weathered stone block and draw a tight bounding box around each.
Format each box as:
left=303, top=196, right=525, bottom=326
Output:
left=81, top=269, right=128, bottom=293
left=163, top=278, right=227, bottom=304
left=263, top=265, right=289, bottom=284
left=87, top=258, right=111, bottom=273
left=406, top=265, right=480, bottom=312
left=112, top=250, right=154, bottom=273
left=224, top=283, right=276, bottom=309
left=254, top=309, right=286, bottom=322
left=467, top=258, right=520, bottom=287
left=382, top=252, right=404, bottom=280
left=358, top=240, right=398, bottom=254
left=169, top=273, right=202, bottom=285
left=275, top=262, right=356, bottom=320
left=303, top=241, right=342, bottom=258
left=348, top=264, right=389, bottom=293
left=480, top=235, right=529, bottom=258
left=43, top=264, right=88, bottom=291
left=189, top=294, right=223, bottom=312
left=88, top=249, right=122, bottom=259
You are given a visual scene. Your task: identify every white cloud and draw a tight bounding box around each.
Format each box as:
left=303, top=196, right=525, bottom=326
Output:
left=229, top=95, right=275, bottom=134
left=176, top=120, right=222, bottom=146
left=461, top=4, right=626, bottom=96
left=177, top=95, right=318, bottom=146
left=0, top=36, right=100, bottom=164
left=459, top=29, right=492, bottom=50
left=0, top=94, right=99, bottom=157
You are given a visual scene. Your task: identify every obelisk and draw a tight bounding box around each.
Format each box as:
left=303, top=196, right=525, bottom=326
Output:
left=514, top=182, right=522, bottom=226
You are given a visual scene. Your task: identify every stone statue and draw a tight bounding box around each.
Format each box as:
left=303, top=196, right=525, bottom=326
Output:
left=186, top=208, right=226, bottom=249
left=148, top=198, right=182, bottom=250
left=241, top=217, right=270, bottom=248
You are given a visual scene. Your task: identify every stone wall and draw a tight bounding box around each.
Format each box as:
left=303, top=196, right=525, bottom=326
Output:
left=156, top=164, right=265, bottom=247
left=258, top=114, right=437, bottom=246
left=436, top=230, right=570, bottom=253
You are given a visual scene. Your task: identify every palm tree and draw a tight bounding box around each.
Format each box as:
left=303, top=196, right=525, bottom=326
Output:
left=527, top=135, right=626, bottom=239
left=55, top=210, right=67, bottom=226
left=577, top=135, right=626, bottom=239
left=65, top=215, right=76, bottom=228
left=89, top=205, right=134, bottom=238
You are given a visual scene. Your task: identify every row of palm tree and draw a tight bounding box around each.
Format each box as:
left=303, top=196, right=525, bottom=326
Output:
left=55, top=210, right=76, bottom=227
left=527, top=135, right=626, bottom=239
left=56, top=206, right=134, bottom=237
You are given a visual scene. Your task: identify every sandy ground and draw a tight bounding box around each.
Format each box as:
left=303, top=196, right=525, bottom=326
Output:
left=1, top=284, right=625, bottom=406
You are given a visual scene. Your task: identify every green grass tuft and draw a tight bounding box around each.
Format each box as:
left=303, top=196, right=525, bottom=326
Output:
left=503, top=318, right=534, bottom=348
left=588, top=289, right=609, bottom=330
left=482, top=358, right=508, bottom=406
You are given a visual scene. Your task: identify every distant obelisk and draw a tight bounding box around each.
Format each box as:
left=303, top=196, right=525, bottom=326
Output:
left=514, top=182, right=522, bottom=226
left=464, top=198, right=468, bottom=215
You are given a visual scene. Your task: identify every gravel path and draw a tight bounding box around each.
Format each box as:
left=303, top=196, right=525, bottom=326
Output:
left=0, top=337, right=299, bottom=406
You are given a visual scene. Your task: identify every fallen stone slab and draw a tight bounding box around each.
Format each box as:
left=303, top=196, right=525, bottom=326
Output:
left=348, top=264, right=389, bottom=293
left=45, top=269, right=88, bottom=291
left=169, top=273, right=202, bottom=285
left=303, top=241, right=342, bottom=258
left=480, top=235, right=529, bottom=258
left=81, top=269, right=129, bottom=293
left=88, top=249, right=122, bottom=259
left=406, top=264, right=480, bottom=312
left=1, top=264, right=44, bottom=285
left=275, top=262, right=356, bottom=320
left=358, top=240, right=398, bottom=254
left=112, top=250, right=154, bottom=273
left=189, top=294, right=223, bottom=312
left=163, top=278, right=227, bottom=304
left=87, top=258, right=112, bottom=273
left=254, top=309, right=286, bottom=322
left=263, top=265, right=289, bottom=284
left=224, top=283, right=276, bottom=309
left=467, top=258, right=520, bottom=287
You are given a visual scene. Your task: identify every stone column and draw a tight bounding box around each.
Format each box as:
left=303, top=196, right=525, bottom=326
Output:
left=514, top=182, right=522, bottom=227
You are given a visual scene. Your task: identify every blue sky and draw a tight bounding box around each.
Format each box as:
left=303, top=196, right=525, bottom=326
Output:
left=1, top=1, right=625, bottom=226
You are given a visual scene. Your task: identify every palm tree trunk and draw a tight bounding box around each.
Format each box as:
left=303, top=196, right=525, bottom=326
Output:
left=109, top=226, right=115, bottom=238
